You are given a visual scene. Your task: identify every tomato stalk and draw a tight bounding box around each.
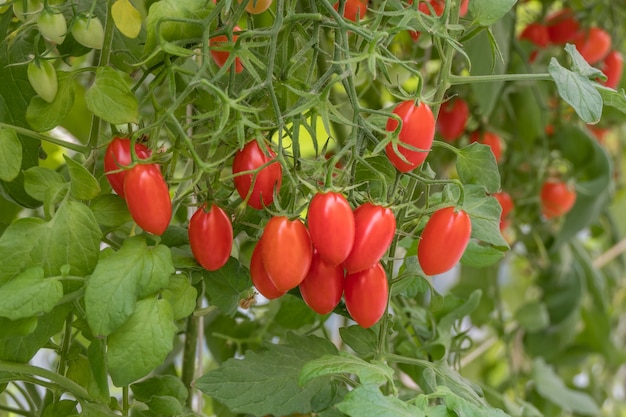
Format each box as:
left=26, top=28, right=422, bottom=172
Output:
left=448, top=72, right=552, bottom=85
left=0, top=123, right=88, bottom=154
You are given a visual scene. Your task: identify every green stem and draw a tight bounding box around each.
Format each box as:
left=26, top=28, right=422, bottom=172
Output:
left=0, top=404, right=34, bottom=417
left=56, top=312, right=74, bottom=389
left=448, top=72, right=552, bottom=85
left=123, top=386, right=129, bottom=416
left=0, top=123, right=88, bottom=153
left=181, top=296, right=201, bottom=408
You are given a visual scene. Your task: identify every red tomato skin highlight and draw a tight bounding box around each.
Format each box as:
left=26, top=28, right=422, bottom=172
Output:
left=343, top=203, right=396, bottom=274
left=436, top=98, right=469, bottom=142
left=232, top=141, right=282, bottom=210
left=210, top=26, right=244, bottom=73
left=188, top=203, right=233, bottom=271
left=385, top=100, right=435, bottom=172
left=124, top=164, right=172, bottom=236
left=344, top=263, right=389, bottom=328
left=261, top=216, right=313, bottom=292
left=600, top=50, right=623, bottom=89
left=307, top=192, right=355, bottom=266
left=250, top=239, right=285, bottom=300
left=299, top=251, right=345, bottom=315
left=574, top=27, right=611, bottom=65
left=104, top=137, right=151, bottom=198
left=417, top=207, right=472, bottom=276
left=540, top=180, right=577, bottom=219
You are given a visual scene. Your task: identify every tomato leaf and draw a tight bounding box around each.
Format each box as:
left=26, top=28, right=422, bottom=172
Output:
left=460, top=240, right=505, bottom=268
left=549, top=57, right=603, bottom=124
left=107, top=297, right=177, bottom=387
left=131, top=375, right=188, bottom=405
left=89, top=194, right=132, bottom=228
left=339, top=325, right=378, bottom=357
left=335, top=384, right=426, bottom=417
left=0, top=128, right=21, bottom=182
left=460, top=184, right=509, bottom=249
left=195, top=333, right=338, bottom=416
left=23, top=166, right=67, bottom=202
left=300, top=353, right=394, bottom=387
left=64, top=155, right=101, bottom=200
left=112, top=0, right=142, bottom=39
left=0, top=267, right=63, bottom=320
left=597, top=84, right=626, bottom=114
left=202, top=257, right=252, bottom=316
left=84, top=66, right=138, bottom=125
left=456, top=143, right=501, bottom=194
left=425, top=385, right=511, bottom=417
left=26, top=71, right=76, bottom=132
left=564, top=44, right=605, bottom=79
left=469, top=0, right=516, bottom=26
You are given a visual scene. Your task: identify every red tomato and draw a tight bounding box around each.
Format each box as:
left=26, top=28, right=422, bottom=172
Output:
left=407, top=0, right=444, bottom=42
left=232, top=140, right=282, bottom=210
left=307, top=192, right=355, bottom=266
left=210, top=26, right=244, bottom=73
left=574, top=27, right=611, bottom=65
left=262, top=216, right=313, bottom=292
left=519, top=22, right=549, bottom=48
left=124, top=164, right=172, bottom=235
left=250, top=239, right=285, bottom=299
left=417, top=207, right=471, bottom=275
left=436, top=97, right=469, bottom=142
left=545, top=9, right=580, bottom=44
left=493, top=191, right=513, bottom=231
left=470, top=131, right=503, bottom=163
left=385, top=100, right=435, bottom=172
left=344, top=263, right=388, bottom=328
left=540, top=180, right=576, bottom=219
left=188, top=203, right=233, bottom=271
left=238, top=0, right=272, bottom=14
left=333, top=0, right=367, bottom=22
left=104, top=137, right=151, bottom=198
left=299, top=251, right=345, bottom=315
left=600, top=50, right=623, bottom=89
left=343, top=202, right=396, bottom=274
left=588, top=125, right=609, bottom=144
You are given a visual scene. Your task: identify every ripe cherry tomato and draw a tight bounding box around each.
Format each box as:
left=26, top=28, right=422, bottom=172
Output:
left=344, top=263, right=388, bottom=328
left=436, top=97, right=469, bottom=142
left=250, top=239, right=285, bottom=299
left=470, top=131, right=503, bottom=163
left=545, top=9, right=580, bottom=45
left=385, top=100, right=435, bottom=173
left=600, top=50, right=623, bottom=89
left=104, top=137, right=152, bottom=198
left=299, top=251, right=344, bottom=315
left=493, top=191, right=513, bottom=231
left=188, top=203, right=233, bottom=271
left=343, top=202, right=396, bottom=274
left=417, top=207, right=471, bottom=275
left=574, top=27, right=611, bottom=65
left=333, top=0, right=367, bottom=22
left=232, top=140, right=282, bottom=209
left=519, top=22, right=549, bottom=48
left=238, top=0, right=272, bottom=14
left=307, top=192, right=355, bottom=266
left=210, top=26, right=244, bottom=73
left=261, top=216, right=313, bottom=292
left=407, top=0, right=444, bottom=41
left=124, top=164, right=172, bottom=235
left=540, top=179, right=576, bottom=219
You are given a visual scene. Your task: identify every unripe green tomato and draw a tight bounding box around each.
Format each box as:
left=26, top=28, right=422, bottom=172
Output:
left=13, top=0, right=43, bottom=22
left=71, top=14, right=104, bottom=49
left=37, top=8, right=67, bottom=44
left=27, top=59, right=58, bottom=103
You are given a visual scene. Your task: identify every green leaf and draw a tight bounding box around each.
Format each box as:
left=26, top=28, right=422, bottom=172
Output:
left=84, top=66, right=138, bottom=124
left=23, top=166, right=67, bottom=202
left=42, top=400, right=78, bottom=417
left=195, top=333, right=338, bottom=417
left=427, top=385, right=511, bottom=417
left=549, top=58, right=603, bottom=124
left=461, top=185, right=509, bottom=249
left=456, top=143, right=500, bottom=193
left=0, top=316, right=38, bottom=337
left=598, top=85, right=626, bottom=113
left=274, top=294, right=317, bottom=329
left=469, top=0, right=516, bottom=26
left=87, top=339, right=110, bottom=402
left=107, top=297, right=177, bottom=387
left=300, top=353, right=394, bottom=386
left=335, top=384, right=425, bottom=417
left=0, top=267, right=63, bottom=320
left=339, top=325, right=378, bottom=357
left=355, top=154, right=396, bottom=201
left=162, top=274, right=197, bottom=320
left=460, top=240, right=505, bottom=268
left=564, top=44, right=605, bottom=79
left=532, top=358, right=600, bottom=416
left=26, top=71, right=76, bottom=132
left=64, top=155, right=101, bottom=200
left=131, top=375, right=189, bottom=405
left=111, top=0, right=142, bottom=39
left=0, top=128, right=21, bottom=182
left=515, top=301, right=550, bottom=332
left=85, top=237, right=175, bottom=336
left=203, top=257, right=252, bottom=316
left=90, top=194, right=132, bottom=228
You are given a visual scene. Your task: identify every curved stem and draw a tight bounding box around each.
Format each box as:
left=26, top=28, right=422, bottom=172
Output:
left=448, top=73, right=552, bottom=85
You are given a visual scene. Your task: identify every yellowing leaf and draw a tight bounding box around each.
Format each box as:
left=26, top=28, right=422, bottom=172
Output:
left=112, top=0, right=142, bottom=39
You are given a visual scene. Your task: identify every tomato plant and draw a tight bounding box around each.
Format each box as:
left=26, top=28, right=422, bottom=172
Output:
left=232, top=140, right=282, bottom=209
left=250, top=239, right=285, bottom=300
left=600, top=50, right=623, bottom=89
left=188, top=203, right=233, bottom=271
left=104, top=137, right=152, bottom=198
left=417, top=207, right=472, bottom=275
left=27, top=59, right=58, bottom=103
left=343, top=202, right=396, bottom=274
left=210, top=26, right=244, bottom=74
left=470, top=131, right=503, bottom=163
left=333, top=0, right=367, bottom=22
left=540, top=179, right=577, bottom=219
left=124, top=164, right=172, bottom=235
left=299, top=251, right=344, bottom=315
left=436, top=97, right=469, bottom=142
left=519, top=22, right=549, bottom=48
left=238, top=0, right=272, bottom=14
left=574, top=27, right=612, bottom=64
left=344, top=263, right=388, bottom=328
left=385, top=100, right=435, bottom=172
left=37, top=8, right=67, bottom=44
left=493, top=191, right=513, bottom=231
left=70, top=14, right=104, bottom=49
left=307, top=191, right=355, bottom=266
left=545, top=8, right=580, bottom=44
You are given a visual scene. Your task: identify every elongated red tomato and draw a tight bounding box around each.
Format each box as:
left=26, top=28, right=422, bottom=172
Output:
left=574, top=27, right=611, bottom=64
left=307, top=192, right=355, bottom=266
left=470, top=131, right=503, bottom=163
left=262, top=216, right=313, bottom=292
left=417, top=207, right=471, bottom=275
left=436, top=97, right=469, bottom=142
left=210, top=26, right=244, bottom=73
left=333, top=0, right=367, bottom=22
left=344, top=263, right=388, bottom=328
left=232, top=140, right=282, bottom=209
left=104, top=137, right=151, bottom=198
left=188, top=203, right=233, bottom=271
left=124, top=164, right=172, bottom=235
left=493, top=191, right=513, bottom=231
left=600, top=50, right=623, bottom=89
left=343, top=203, right=396, bottom=274
left=250, top=239, right=285, bottom=300
left=545, top=9, right=580, bottom=44
left=385, top=100, right=435, bottom=173
left=540, top=179, right=576, bottom=219
left=299, top=251, right=344, bottom=315
left=519, top=22, right=549, bottom=48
